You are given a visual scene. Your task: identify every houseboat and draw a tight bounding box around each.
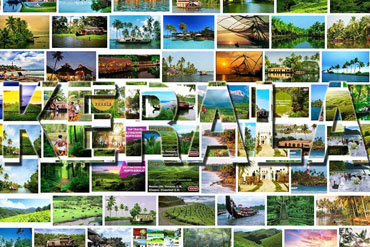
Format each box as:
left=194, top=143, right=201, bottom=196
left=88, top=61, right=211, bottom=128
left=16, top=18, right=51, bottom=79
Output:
left=131, top=213, right=154, bottom=224
left=267, top=67, right=294, bottom=73
left=257, top=109, right=269, bottom=119
left=199, top=70, right=207, bottom=75
left=226, top=196, right=258, bottom=219
left=176, top=0, right=201, bottom=9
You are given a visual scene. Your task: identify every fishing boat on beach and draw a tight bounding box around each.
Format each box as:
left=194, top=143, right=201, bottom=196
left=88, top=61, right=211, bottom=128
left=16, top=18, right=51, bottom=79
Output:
left=226, top=196, right=258, bottom=218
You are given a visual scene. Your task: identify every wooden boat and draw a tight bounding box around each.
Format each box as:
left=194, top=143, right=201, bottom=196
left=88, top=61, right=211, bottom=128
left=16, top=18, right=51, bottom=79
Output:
left=226, top=196, right=258, bottom=219
left=199, top=71, right=207, bottom=75
left=75, top=32, right=85, bottom=36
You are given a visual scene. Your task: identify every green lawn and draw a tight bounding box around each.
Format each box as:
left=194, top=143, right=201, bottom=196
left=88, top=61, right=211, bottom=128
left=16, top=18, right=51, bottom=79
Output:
left=21, top=2, right=56, bottom=12
left=0, top=210, right=50, bottom=223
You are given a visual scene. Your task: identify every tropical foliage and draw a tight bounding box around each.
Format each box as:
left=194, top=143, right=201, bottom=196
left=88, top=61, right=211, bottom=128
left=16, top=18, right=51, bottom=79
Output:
left=112, top=17, right=160, bottom=41
left=272, top=17, right=325, bottom=37
left=277, top=0, right=327, bottom=13
left=328, top=16, right=370, bottom=42
left=0, top=16, right=35, bottom=49
left=331, top=0, right=370, bottom=13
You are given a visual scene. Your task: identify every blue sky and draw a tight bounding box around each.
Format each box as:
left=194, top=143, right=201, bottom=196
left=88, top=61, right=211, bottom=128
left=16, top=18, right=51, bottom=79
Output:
left=217, top=196, right=264, bottom=206
left=0, top=159, right=38, bottom=184
left=311, top=84, right=328, bottom=102
left=266, top=51, right=319, bottom=64
left=0, top=228, right=32, bottom=241
left=256, top=89, right=270, bottom=110
left=142, top=91, right=177, bottom=103
left=4, top=124, right=41, bottom=148
left=0, top=199, right=50, bottom=209
left=229, top=85, right=249, bottom=97
left=164, top=15, right=214, bottom=32
left=322, top=51, right=369, bottom=71
left=203, top=89, right=233, bottom=108
left=109, top=15, right=160, bottom=39
left=172, top=125, right=197, bottom=135
left=273, top=16, right=325, bottom=29
left=314, top=125, right=325, bottom=140
left=244, top=123, right=256, bottom=138
left=35, top=229, right=85, bottom=235
left=92, top=228, right=131, bottom=240
left=163, top=52, right=213, bottom=71
left=0, top=51, right=44, bottom=70
left=47, top=51, right=96, bottom=73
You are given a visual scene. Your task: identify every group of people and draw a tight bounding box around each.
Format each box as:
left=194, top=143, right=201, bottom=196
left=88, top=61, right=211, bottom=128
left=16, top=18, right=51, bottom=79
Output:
left=68, top=100, right=81, bottom=121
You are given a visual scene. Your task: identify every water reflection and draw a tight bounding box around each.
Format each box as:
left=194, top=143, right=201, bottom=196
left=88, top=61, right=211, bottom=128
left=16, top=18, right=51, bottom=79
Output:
left=273, top=36, right=325, bottom=49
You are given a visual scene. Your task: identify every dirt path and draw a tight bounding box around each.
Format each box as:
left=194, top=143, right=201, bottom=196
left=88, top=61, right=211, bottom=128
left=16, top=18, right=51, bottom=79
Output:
left=257, top=144, right=275, bottom=157
left=256, top=180, right=276, bottom=192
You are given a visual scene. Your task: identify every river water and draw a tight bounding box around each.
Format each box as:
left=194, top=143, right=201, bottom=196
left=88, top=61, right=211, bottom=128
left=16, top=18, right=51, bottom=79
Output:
left=218, top=210, right=265, bottom=225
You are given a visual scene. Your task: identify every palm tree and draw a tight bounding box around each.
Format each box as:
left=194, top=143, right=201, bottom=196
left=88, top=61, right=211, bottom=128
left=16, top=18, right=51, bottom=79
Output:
left=114, top=205, right=118, bottom=217
left=0, top=28, right=12, bottom=49
left=120, top=203, right=124, bottom=216
left=6, top=16, right=16, bottom=32
left=4, top=173, right=9, bottom=182
left=179, top=22, right=187, bottom=34
left=112, top=19, right=122, bottom=40
left=107, top=203, right=113, bottom=217
left=50, top=52, right=64, bottom=80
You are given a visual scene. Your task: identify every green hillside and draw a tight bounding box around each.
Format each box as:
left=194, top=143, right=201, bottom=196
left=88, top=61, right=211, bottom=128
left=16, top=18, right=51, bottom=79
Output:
left=234, top=229, right=282, bottom=247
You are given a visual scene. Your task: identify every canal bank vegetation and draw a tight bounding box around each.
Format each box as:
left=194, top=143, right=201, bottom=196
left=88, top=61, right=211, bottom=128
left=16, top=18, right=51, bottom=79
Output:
left=330, top=0, right=370, bottom=13
left=328, top=16, right=370, bottom=48
left=272, top=17, right=325, bottom=37
left=277, top=0, right=327, bottom=13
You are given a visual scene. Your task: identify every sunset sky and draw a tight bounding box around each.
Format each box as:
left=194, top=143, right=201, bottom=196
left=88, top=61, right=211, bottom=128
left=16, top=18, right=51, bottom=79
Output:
left=285, top=229, right=337, bottom=247
left=0, top=16, right=49, bottom=34
left=216, top=51, right=262, bottom=75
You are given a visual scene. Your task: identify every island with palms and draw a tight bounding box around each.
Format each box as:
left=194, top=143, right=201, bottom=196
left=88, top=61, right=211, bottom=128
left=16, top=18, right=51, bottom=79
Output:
left=111, top=16, right=160, bottom=49
left=322, top=51, right=369, bottom=82
left=164, top=15, right=214, bottom=49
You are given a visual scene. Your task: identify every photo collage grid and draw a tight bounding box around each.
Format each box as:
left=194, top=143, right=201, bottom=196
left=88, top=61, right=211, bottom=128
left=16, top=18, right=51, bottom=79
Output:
left=0, top=0, right=370, bottom=247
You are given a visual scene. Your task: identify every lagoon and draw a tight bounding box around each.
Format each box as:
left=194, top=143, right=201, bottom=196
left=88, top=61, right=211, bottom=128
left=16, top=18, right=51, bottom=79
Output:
left=114, top=0, right=169, bottom=11
left=172, top=5, right=219, bottom=13
left=110, top=39, right=160, bottom=49
left=218, top=210, right=265, bottom=226
left=163, top=72, right=214, bottom=82
left=53, top=35, right=107, bottom=48
left=322, top=73, right=369, bottom=82
left=223, top=0, right=273, bottom=13
left=59, top=0, right=97, bottom=12
left=311, top=106, right=321, bottom=120
left=164, top=38, right=214, bottom=49
left=273, top=36, right=324, bottom=49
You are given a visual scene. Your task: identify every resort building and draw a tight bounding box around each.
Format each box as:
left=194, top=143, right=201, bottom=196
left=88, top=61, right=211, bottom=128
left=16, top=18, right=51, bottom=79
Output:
left=98, top=57, right=133, bottom=74
left=131, top=213, right=154, bottom=223
left=75, top=64, right=93, bottom=80
left=240, top=163, right=289, bottom=185
left=80, top=27, right=106, bottom=35
left=257, top=131, right=271, bottom=145
left=267, top=67, right=294, bottom=73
